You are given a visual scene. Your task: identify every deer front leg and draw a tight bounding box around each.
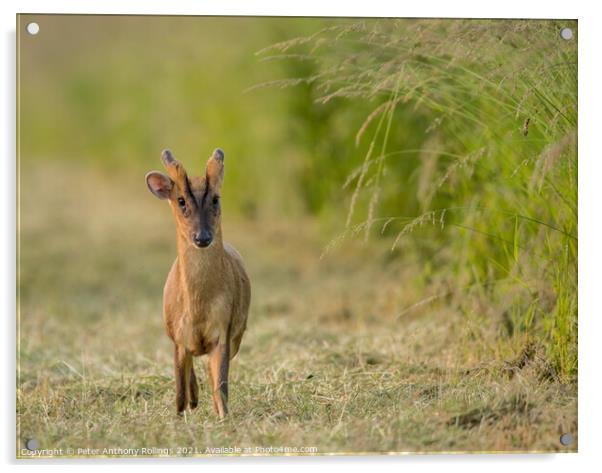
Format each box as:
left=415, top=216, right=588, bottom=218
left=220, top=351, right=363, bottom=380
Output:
left=174, top=344, right=192, bottom=415
left=188, top=362, right=199, bottom=410
left=208, top=339, right=230, bottom=419
left=207, top=359, right=218, bottom=414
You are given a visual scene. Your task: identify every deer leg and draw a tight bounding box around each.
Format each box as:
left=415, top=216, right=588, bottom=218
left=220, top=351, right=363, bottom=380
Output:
left=207, top=359, right=218, bottom=414
left=174, top=344, right=191, bottom=415
left=188, top=360, right=199, bottom=410
left=208, top=339, right=230, bottom=419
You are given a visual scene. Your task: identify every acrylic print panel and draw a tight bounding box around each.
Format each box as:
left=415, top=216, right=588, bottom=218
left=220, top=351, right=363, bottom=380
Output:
left=16, top=14, right=577, bottom=457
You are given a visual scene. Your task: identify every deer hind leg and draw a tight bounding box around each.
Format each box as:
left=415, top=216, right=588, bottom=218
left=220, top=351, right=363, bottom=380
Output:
left=174, top=344, right=192, bottom=415
left=208, top=339, right=230, bottom=419
left=188, top=360, right=199, bottom=410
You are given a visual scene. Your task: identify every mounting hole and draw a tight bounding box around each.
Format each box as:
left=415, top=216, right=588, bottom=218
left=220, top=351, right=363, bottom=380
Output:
left=560, top=27, right=573, bottom=41
left=559, top=433, right=573, bottom=446
left=26, top=22, right=40, bottom=35
left=25, top=438, right=39, bottom=451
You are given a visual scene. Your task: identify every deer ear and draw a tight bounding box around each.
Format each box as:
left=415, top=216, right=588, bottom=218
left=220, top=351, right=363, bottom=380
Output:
left=205, top=148, right=224, bottom=190
left=145, top=171, right=173, bottom=200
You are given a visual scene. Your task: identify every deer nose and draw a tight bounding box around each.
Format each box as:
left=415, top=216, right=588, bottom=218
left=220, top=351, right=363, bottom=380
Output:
left=193, top=230, right=213, bottom=248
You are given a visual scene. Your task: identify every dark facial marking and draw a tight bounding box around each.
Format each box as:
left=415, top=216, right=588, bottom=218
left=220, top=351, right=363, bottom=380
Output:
left=183, top=177, right=196, bottom=205
left=175, top=178, right=199, bottom=217
left=200, top=179, right=210, bottom=208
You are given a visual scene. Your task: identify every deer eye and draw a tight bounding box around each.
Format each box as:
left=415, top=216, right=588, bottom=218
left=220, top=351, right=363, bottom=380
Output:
left=212, top=196, right=220, bottom=206
left=177, top=197, right=186, bottom=208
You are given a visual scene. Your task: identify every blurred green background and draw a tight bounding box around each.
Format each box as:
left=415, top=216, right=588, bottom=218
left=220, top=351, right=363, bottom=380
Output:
left=17, top=16, right=577, bottom=453
left=19, top=15, right=334, bottom=217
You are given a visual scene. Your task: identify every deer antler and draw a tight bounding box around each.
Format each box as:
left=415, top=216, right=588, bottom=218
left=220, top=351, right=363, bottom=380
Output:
left=161, top=149, right=188, bottom=182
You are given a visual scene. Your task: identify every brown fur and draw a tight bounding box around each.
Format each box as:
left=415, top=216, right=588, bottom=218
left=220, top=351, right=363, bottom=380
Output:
left=146, top=149, right=251, bottom=418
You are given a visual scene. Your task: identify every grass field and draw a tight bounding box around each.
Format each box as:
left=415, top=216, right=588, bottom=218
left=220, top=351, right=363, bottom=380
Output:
left=17, top=164, right=576, bottom=456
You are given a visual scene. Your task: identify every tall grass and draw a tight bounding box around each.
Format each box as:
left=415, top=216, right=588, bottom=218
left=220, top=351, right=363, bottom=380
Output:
left=255, top=19, right=577, bottom=381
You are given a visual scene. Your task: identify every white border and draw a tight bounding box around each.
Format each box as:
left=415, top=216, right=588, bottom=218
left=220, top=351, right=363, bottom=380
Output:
left=2, top=1, right=601, bottom=472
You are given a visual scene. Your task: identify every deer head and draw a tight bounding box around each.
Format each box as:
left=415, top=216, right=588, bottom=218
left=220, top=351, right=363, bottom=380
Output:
left=145, top=148, right=225, bottom=249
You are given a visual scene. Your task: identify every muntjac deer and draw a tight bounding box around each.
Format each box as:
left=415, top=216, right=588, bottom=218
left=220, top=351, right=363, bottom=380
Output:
left=145, top=148, right=250, bottom=418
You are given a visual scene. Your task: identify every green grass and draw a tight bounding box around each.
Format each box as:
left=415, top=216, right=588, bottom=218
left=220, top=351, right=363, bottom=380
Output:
left=257, top=19, right=578, bottom=381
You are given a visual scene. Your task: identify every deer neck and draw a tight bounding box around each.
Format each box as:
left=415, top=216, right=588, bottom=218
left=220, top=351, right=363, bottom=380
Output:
left=175, top=229, right=224, bottom=293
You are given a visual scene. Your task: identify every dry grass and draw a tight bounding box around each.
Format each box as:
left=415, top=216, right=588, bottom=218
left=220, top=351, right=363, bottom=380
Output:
left=17, top=164, right=577, bottom=456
